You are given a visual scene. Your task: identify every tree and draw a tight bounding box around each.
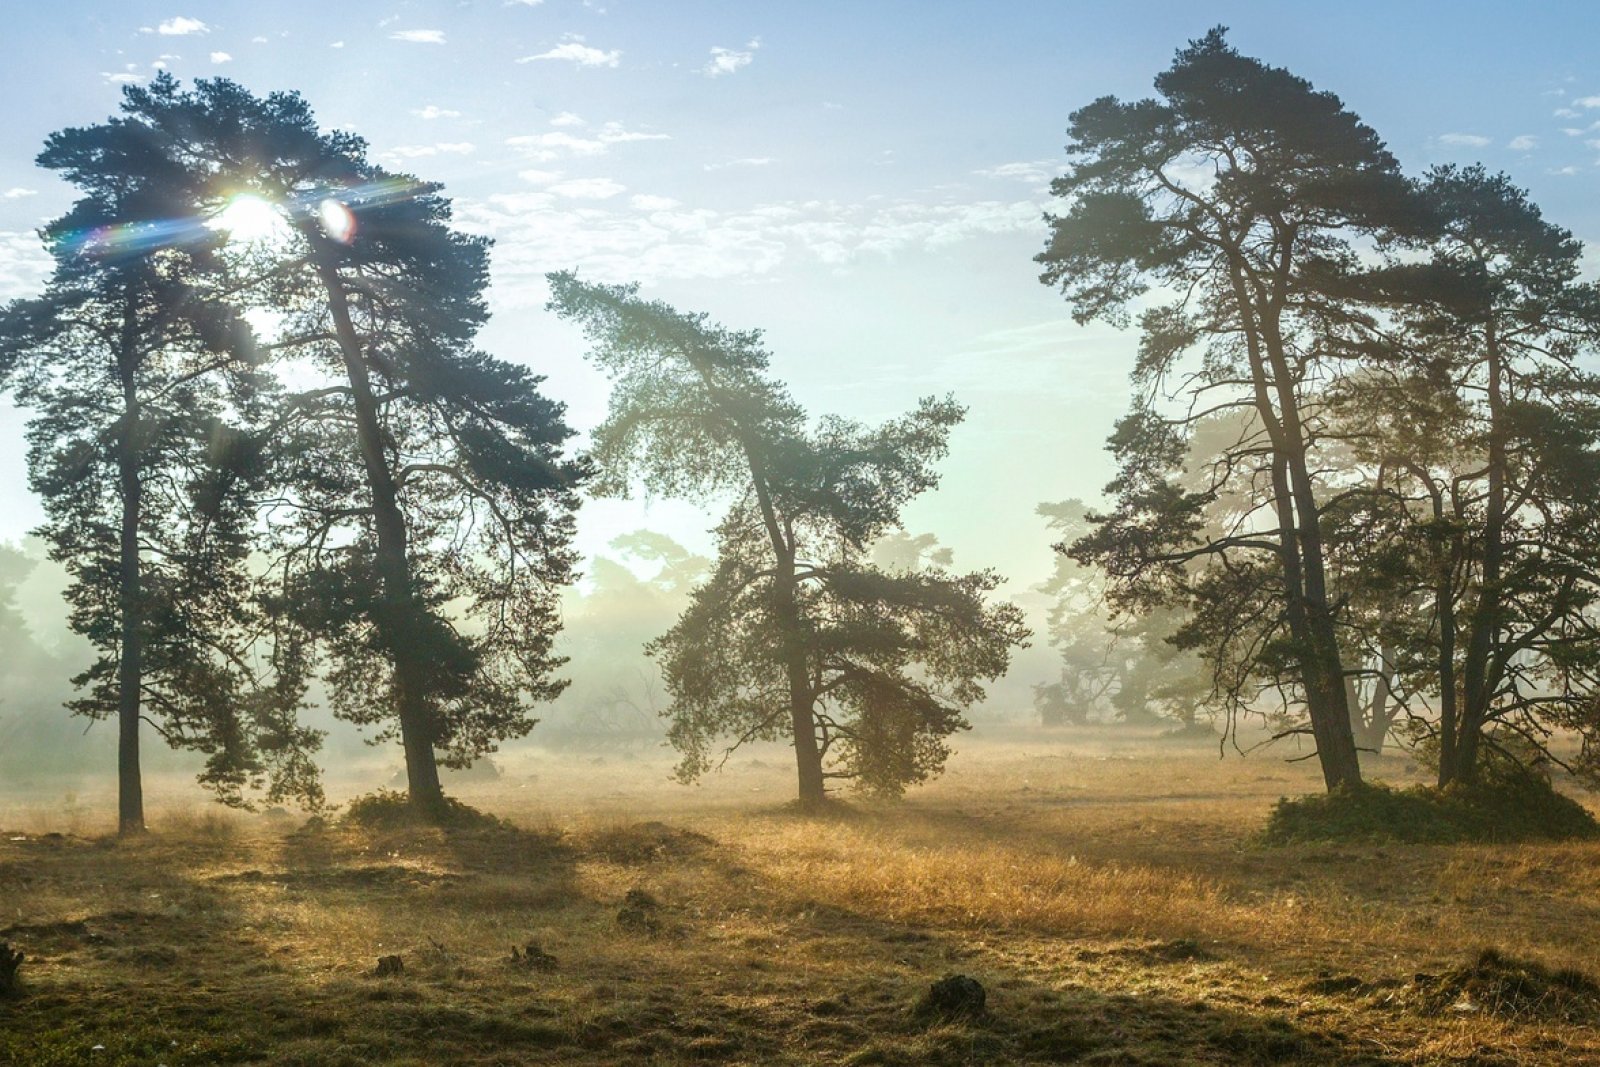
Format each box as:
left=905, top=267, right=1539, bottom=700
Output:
left=110, top=77, right=586, bottom=813
left=1038, top=28, right=1419, bottom=790
left=548, top=274, right=1027, bottom=805
left=0, top=100, right=321, bottom=831
left=1342, top=166, right=1600, bottom=785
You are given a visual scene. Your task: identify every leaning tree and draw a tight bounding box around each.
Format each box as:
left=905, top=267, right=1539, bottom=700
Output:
left=548, top=274, right=1027, bottom=805
left=106, top=77, right=587, bottom=813
left=1039, top=28, right=1421, bottom=790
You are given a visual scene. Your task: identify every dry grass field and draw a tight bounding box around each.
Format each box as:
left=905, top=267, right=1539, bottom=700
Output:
left=3, top=727, right=1599, bottom=1065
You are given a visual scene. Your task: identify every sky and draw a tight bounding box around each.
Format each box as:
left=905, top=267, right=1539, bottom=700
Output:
left=1, top=1, right=1599, bottom=601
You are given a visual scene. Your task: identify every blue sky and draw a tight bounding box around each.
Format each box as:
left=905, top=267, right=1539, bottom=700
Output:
left=1, top=1, right=1598, bottom=596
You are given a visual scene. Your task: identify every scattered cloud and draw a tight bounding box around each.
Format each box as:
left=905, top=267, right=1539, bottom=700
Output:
left=330, top=40, right=345, bottom=49
left=1508, top=135, right=1538, bottom=151
left=144, top=16, right=208, bottom=36
left=0, top=232, right=50, bottom=301
left=507, top=0, right=545, bottom=5
left=703, top=39, right=759, bottom=77
left=384, top=142, right=476, bottom=160
left=391, top=29, right=446, bottom=44
left=630, top=194, right=680, bottom=211
left=704, top=157, right=772, bottom=171
left=506, top=121, right=668, bottom=162
left=518, top=38, right=620, bottom=67
left=549, top=111, right=586, bottom=128
left=414, top=105, right=462, bottom=120
left=456, top=192, right=1043, bottom=303
left=1550, top=165, right=1581, bottom=176
left=517, top=169, right=563, bottom=185
left=102, top=72, right=143, bottom=85
left=1577, top=96, right=1600, bottom=108
left=251, top=35, right=268, bottom=44
left=974, top=160, right=1058, bottom=184
left=1, top=188, right=37, bottom=199
left=210, top=51, right=232, bottom=64
left=547, top=177, right=627, bottom=199
left=1437, top=133, right=1491, bottom=148
left=1555, top=108, right=1581, bottom=119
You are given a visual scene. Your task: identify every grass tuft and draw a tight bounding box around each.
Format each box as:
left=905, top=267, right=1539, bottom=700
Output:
left=343, top=788, right=505, bottom=831
left=1261, top=773, right=1599, bottom=845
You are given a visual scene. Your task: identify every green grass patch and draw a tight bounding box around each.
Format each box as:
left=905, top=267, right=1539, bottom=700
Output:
left=1261, top=773, right=1599, bottom=845
left=342, top=788, right=505, bottom=831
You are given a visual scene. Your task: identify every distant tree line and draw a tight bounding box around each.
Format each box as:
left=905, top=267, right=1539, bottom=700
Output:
left=1036, top=28, right=1600, bottom=794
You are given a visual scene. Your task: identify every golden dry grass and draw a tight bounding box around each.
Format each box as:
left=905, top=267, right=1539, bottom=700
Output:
left=2, top=726, right=1598, bottom=1065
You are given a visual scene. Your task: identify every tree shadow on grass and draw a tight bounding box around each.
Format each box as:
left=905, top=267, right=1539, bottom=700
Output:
left=0, top=813, right=1451, bottom=1066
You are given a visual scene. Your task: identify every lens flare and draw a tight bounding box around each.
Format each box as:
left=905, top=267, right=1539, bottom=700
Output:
left=212, top=194, right=288, bottom=246
left=318, top=198, right=356, bottom=243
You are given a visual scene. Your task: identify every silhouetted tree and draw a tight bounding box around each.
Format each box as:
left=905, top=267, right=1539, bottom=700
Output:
left=548, top=275, right=1027, bottom=804
left=0, top=101, right=322, bottom=831
left=108, top=77, right=585, bottom=814
left=1039, top=28, right=1419, bottom=790
left=1341, top=166, right=1600, bottom=785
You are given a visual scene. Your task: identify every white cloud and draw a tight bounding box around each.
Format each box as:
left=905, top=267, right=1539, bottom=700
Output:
left=507, top=0, right=545, bottom=5
left=1550, top=165, right=1581, bottom=176
left=974, top=160, right=1057, bottom=184
left=1555, top=108, right=1580, bottom=119
left=210, top=51, right=232, bottom=64
left=1576, top=96, right=1600, bottom=108
left=1508, top=135, right=1538, bottom=151
left=384, top=142, right=476, bottom=160
left=0, top=232, right=50, bottom=301
left=330, top=40, right=345, bottom=49
left=1437, top=133, right=1491, bottom=148
left=391, top=29, right=446, bottom=44
left=102, top=72, right=144, bottom=85
left=704, top=157, right=772, bottom=171
left=703, top=39, right=759, bottom=77
left=251, top=35, right=268, bottom=44
left=1, top=188, right=37, bottom=199
left=414, top=105, right=462, bottom=120
left=548, top=177, right=627, bottom=199
left=505, top=122, right=668, bottom=162
left=518, top=40, right=620, bottom=67
left=145, top=16, right=208, bottom=36
left=630, top=194, right=680, bottom=211
left=456, top=192, right=1043, bottom=303
left=549, top=111, right=586, bottom=128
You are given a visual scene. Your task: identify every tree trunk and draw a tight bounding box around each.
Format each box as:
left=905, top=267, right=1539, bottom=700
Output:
left=1451, top=321, right=1505, bottom=787
left=315, top=259, right=444, bottom=811
left=787, top=654, right=825, bottom=807
left=1228, top=257, right=1361, bottom=792
left=115, top=370, right=145, bottom=836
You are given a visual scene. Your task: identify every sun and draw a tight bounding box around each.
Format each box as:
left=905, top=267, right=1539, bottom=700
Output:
left=211, top=193, right=289, bottom=246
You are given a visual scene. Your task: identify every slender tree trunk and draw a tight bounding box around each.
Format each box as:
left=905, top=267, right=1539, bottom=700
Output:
left=1231, top=257, right=1361, bottom=791
left=1266, top=350, right=1363, bottom=790
left=315, top=260, right=444, bottom=810
left=768, top=527, right=824, bottom=807
left=1452, top=321, right=1505, bottom=786
left=696, top=364, right=826, bottom=807
left=115, top=365, right=145, bottom=835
